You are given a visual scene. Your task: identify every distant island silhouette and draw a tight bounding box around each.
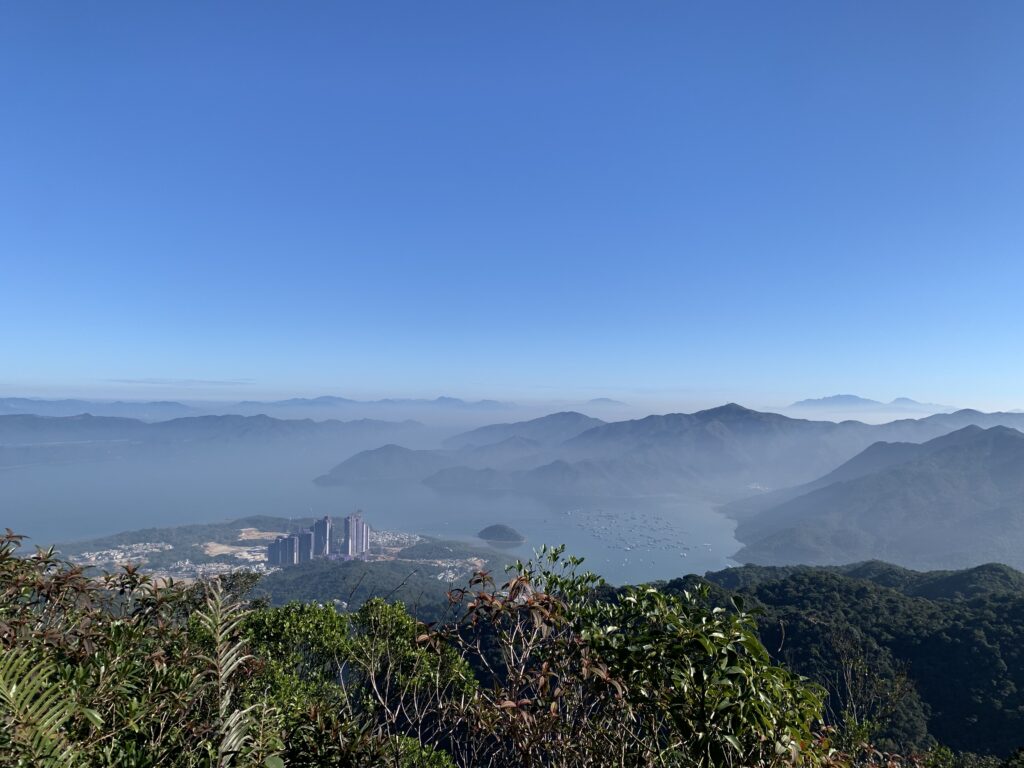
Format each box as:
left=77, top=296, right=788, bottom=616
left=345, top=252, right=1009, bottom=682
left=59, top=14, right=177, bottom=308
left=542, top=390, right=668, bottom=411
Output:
left=477, top=524, right=526, bottom=545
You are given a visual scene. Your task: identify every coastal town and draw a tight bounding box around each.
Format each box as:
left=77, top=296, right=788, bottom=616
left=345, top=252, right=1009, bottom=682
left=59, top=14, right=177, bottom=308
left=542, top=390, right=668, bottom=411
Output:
left=66, top=511, right=488, bottom=584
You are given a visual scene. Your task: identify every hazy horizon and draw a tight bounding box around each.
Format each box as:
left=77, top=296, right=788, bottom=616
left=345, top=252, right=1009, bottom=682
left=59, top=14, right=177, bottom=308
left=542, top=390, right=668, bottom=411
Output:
left=4, top=2, right=1024, bottom=412
left=1, top=386, right=1020, bottom=420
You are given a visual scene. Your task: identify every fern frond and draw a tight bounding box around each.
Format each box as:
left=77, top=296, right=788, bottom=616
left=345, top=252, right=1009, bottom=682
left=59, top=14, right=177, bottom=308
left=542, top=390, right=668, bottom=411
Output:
left=0, top=648, right=79, bottom=768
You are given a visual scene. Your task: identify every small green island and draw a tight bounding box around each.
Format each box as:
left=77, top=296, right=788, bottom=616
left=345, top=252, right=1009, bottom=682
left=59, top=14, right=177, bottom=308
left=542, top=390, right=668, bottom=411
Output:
left=477, top=523, right=526, bottom=544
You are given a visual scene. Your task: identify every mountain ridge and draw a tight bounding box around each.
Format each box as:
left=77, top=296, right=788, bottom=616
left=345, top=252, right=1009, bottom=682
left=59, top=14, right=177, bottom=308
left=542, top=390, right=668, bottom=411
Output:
left=323, top=405, right=1024, bottom=502
left=789, top=394, right=953, bottom=411
left=734, top=425, right=1024, bottom=569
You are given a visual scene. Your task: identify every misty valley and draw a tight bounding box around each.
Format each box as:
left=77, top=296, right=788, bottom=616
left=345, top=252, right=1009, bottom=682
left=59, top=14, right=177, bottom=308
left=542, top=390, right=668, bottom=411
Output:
left=5, top=399, right=1024, bottom=577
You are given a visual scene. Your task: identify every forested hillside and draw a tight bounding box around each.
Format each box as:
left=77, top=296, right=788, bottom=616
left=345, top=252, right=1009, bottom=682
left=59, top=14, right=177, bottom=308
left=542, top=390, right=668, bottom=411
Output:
left=664, top=562, right=1024, bottom=756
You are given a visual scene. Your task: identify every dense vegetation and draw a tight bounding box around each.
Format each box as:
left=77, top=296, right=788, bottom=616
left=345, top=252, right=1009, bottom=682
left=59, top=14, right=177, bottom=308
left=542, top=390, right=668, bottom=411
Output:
left=252, top=558, right=458, bottom=623
left=682, top=562, right=1024, bottom=757
left=4, top=531, right=1023, bottom=767
left=0, top=533, right=833, bottom=767
left=258, top=555, right=1024, bottom=757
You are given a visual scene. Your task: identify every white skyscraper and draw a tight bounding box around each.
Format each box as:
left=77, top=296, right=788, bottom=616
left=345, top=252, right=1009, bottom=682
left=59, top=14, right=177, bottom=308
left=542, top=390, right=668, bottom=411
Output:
left=343, top=511, right=369, bottom=557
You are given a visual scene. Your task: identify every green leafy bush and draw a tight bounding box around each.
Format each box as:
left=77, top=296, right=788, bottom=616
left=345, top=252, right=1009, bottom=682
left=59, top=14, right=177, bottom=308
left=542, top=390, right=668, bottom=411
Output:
left=15, top=531, right=1005, bottom=767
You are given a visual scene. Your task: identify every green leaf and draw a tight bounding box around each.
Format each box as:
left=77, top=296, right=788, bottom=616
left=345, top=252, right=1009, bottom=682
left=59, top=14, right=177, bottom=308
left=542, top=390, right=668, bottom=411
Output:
left=81, top=707, right=104, bottom=728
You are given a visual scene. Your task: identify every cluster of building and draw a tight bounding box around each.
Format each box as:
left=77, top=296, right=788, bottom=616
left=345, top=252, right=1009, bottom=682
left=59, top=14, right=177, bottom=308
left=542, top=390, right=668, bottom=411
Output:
left=73, top=541, right=174, bottom=568
left=265, top=512, right=371, bottom=567
left=159, top=559, right=274, bottom=581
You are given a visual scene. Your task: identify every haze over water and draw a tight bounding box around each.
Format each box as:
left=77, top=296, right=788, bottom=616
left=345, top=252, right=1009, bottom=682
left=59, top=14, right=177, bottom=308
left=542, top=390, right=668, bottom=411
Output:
left=2, top=450, right=738, bottom=585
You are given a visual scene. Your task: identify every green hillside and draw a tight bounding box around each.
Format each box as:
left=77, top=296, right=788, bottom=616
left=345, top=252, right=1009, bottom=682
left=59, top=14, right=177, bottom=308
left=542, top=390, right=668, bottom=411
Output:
left=660, top=561, right=1024, bottom=756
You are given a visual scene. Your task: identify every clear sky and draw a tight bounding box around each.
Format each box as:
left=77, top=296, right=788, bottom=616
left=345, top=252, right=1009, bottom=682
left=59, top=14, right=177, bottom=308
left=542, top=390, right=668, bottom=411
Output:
left=2, top=2, right=1022, bottom=410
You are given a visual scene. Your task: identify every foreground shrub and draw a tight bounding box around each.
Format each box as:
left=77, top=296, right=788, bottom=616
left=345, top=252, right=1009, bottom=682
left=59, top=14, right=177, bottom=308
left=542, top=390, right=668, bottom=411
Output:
left=0, top=532, right=890, bottom=767
left=0, top=532, right=281, bottom=767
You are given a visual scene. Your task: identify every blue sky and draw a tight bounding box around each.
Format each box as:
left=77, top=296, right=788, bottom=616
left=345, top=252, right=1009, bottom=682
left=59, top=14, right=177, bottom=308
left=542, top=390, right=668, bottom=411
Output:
left=2, top=2, right=1022, bottom=409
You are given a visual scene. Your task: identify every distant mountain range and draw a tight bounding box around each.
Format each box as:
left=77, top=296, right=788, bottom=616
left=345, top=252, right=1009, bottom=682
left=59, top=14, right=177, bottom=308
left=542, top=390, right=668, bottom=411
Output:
left=0, top=412, right=426, bottom=470
left=317, top=404, right=1024, bottom=503
left=314, top=444, right=458, bottom=485
left=0, top=412, right=422, bottom=443
left=730, top=425, right=1024, bottom=569
left=0, top=397, right=200, bottom=420
left=315, top=412, right=606, bottom=486
left=442, top=411, right=605, bottom=450
left=235, top=395, right=512, bottom=411
left=0, top=395, right=513, bottom=423
left=787, top=394, right=955, bottom=413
